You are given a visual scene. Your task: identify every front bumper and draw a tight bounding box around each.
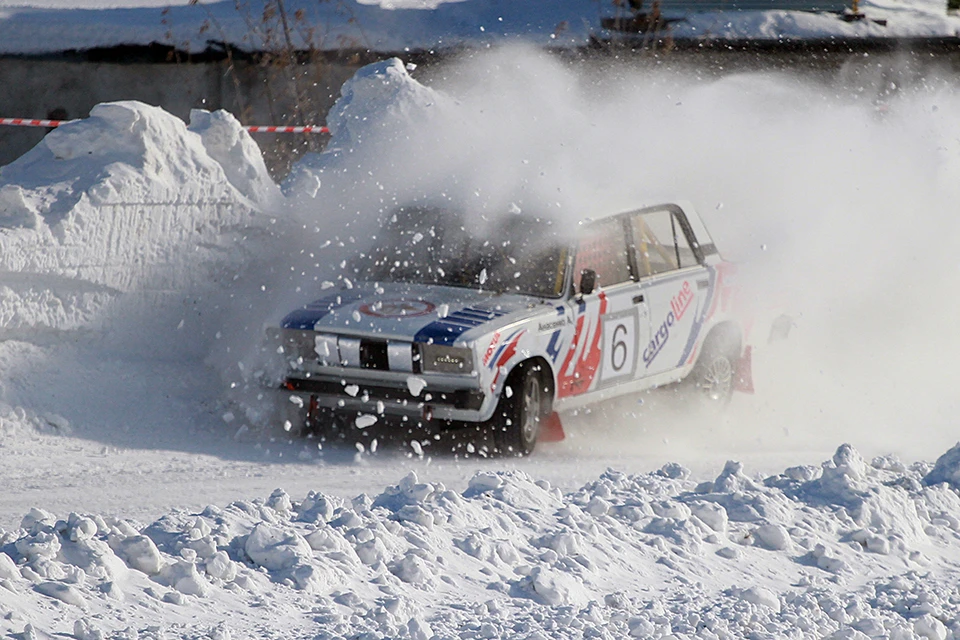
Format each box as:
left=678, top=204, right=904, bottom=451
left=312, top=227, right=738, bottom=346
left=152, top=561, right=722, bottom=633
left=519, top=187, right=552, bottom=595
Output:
left=280, top=366, right=490, bottom=424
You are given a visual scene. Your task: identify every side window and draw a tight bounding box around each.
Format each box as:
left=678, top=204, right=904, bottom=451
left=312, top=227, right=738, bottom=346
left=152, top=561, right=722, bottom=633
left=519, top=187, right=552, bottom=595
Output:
left=631, top=209, right=697, bottom=277
left=574, top=217, right=632, bottom=292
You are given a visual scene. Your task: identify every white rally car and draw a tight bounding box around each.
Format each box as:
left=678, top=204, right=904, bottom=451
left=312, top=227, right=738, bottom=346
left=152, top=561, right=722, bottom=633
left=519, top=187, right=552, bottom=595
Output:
left=269, top=203, right=752, bottom=455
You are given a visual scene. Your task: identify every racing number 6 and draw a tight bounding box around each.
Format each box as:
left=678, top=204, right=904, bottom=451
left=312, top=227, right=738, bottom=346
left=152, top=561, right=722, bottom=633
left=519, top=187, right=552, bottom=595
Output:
left=611, top=323, right=628, bottom=372
left=600, top=310, right=638, bottom=383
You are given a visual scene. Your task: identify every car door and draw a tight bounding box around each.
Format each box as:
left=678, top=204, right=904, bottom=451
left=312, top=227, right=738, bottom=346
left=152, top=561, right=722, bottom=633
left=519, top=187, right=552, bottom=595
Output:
left=631, top=207, right=711, bottom=379
left=556, top=215, right=650, bottom=399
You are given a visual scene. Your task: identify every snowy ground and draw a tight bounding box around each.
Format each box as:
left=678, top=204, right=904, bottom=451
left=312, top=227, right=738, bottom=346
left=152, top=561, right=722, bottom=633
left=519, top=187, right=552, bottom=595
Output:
left=4, top=47, right=960, bottom=638
left=0, top=0, right=957, bottom=55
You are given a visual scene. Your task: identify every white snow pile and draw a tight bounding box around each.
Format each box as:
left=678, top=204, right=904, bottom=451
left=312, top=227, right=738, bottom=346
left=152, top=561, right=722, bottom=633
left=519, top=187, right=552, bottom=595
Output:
left=0, top=59, right=428, bottom=441
left=0, top=100, right=273, bottom=338
left=284, top=57, right=453, bottom=199
left=0, top=100, right=284, bottom=438
left=4, top=444, right=960, bottom=638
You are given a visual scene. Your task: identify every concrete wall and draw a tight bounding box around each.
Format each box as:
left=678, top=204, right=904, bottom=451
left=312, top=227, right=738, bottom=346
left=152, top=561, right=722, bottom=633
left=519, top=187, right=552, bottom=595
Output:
left=0, top=56, right=364, bottom=175
left=3, top=42, right=959, bottom=176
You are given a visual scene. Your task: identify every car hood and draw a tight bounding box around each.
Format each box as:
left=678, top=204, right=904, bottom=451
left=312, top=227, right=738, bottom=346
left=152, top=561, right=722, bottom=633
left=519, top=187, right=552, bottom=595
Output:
left=280, top=282, right=554, bottom=345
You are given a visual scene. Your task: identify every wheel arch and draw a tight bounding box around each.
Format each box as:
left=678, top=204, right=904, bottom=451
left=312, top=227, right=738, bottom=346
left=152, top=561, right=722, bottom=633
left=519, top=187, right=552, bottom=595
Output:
left=699, top=320, right=743, bottom=361
left=506, top=356, right=555, bottom=410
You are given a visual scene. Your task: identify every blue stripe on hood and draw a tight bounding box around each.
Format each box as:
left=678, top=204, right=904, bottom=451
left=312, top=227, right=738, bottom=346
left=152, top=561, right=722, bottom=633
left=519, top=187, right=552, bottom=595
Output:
left=414, top=306, right=507, bottom=346
left=280, top=291, right=366, bottom=330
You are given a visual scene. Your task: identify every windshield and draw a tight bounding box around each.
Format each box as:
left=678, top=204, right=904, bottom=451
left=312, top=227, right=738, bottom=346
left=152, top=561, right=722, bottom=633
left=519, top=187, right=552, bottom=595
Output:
left=353, top=207, right=568, bottom=298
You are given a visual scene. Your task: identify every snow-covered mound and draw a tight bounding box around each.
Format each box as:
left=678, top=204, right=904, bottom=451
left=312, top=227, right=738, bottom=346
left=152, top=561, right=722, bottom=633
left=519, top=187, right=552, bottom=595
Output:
left=0, top=100, right=286, bottom=442
left=0, top=101, right=273, bottom=337
left=4, top=444, right=960, bottom=638
left=284, top=58, right=453, bottom=198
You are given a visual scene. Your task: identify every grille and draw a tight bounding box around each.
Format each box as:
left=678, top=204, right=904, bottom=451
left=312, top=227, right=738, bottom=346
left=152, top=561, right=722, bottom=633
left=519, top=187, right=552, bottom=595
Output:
left=360, top=339, right=390, bottom=370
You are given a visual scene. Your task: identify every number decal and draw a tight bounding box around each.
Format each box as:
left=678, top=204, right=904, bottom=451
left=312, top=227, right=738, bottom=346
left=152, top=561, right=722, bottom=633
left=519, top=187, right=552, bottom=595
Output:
left=599, top=310, right=639, bottom=384
left=611, top=323, right=628, bottom=372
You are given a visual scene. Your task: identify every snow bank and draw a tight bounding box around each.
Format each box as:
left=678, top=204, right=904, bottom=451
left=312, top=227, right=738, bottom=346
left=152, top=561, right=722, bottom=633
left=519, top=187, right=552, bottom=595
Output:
left=3, top=444, right=960, bottom=638
left=284, top=57, right=453, bottom=198
left=0, top=99, right=289, bottom=444
left=0, top=101, right=273, bottom=337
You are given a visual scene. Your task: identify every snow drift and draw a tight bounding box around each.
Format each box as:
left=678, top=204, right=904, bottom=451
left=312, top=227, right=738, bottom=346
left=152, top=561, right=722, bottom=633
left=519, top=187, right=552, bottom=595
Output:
left=0, top=101, right=272, bottom=338
left=4, top=444, right=960, bottom=639
left=0, top=100, right=282, bottom=443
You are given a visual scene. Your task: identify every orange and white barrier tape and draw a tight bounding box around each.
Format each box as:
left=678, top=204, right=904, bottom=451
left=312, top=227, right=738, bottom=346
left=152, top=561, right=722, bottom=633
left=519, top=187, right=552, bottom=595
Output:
left=0, top=118, right=63, bottom=128
left=0, top=118, right=329, bottom=134
left=244, top=125, right=329, bottom=134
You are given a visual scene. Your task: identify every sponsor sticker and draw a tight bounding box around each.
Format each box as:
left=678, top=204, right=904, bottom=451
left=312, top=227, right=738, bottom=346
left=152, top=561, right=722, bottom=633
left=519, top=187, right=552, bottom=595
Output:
left=482, top=331, right=501, bottom=366
left=644, top=282, right=692, bottom=368
left=671, top=281, right=694, bottom=321
left=643, top=311, right=674, bottom=368
left=537, top=318, right=568, bottom=333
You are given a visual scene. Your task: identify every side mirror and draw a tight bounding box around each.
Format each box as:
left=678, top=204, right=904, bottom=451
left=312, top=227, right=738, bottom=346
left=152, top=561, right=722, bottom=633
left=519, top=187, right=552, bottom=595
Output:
left=579, top=268, right=597, bottom=296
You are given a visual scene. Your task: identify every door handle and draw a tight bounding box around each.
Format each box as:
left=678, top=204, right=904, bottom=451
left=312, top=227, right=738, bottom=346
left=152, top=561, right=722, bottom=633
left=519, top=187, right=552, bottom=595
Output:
left=632, top=294, right=645, bottom=304
left=697, top=279, right=709, bottom=290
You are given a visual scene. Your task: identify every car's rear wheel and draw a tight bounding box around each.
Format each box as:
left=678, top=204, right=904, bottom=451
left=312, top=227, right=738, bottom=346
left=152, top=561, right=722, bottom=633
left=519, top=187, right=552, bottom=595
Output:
left=694, top=353, right=735, bottom=402
left=489, top=362, right=549, bottom=456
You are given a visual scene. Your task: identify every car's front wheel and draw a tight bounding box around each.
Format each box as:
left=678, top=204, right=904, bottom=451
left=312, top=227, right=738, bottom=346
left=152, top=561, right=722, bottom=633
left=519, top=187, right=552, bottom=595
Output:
left=489, top=363, right=549, bottom=456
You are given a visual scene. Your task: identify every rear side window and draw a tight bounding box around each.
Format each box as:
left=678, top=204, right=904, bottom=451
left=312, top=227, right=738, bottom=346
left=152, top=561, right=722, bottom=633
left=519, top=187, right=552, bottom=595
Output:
left=574, top=217, right=632, bottom=292
left=631, top=209, right=698, bottom=277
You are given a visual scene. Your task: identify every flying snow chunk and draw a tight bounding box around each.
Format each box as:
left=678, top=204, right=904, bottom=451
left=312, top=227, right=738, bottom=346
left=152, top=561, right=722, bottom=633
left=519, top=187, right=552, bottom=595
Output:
left=355, top=414, right=377, bottom=429
left=406, top=376, right=427, bottom=397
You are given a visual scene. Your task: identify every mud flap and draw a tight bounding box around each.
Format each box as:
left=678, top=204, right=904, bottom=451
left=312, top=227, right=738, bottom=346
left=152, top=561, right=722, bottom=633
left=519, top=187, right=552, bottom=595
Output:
left=539, top=411, right=566, bottom=442
left=306, top=395, right=320, bottom=430
left=734, top=345, right=754, bottom=394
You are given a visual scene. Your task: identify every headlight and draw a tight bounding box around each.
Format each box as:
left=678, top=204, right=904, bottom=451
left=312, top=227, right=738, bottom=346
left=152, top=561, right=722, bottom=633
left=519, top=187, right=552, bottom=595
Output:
left=419, top=344, right=475, bottom=375
left=273, top=329, right=339, bottom=365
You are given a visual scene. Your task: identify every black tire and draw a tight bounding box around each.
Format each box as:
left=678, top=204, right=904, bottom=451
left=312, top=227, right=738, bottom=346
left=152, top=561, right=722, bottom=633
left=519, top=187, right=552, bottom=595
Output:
left=489, top=362, right=549, bottom=456
left=300, top=402, right=334, bottom=439
left=688, top=333, right=740, bottom=407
